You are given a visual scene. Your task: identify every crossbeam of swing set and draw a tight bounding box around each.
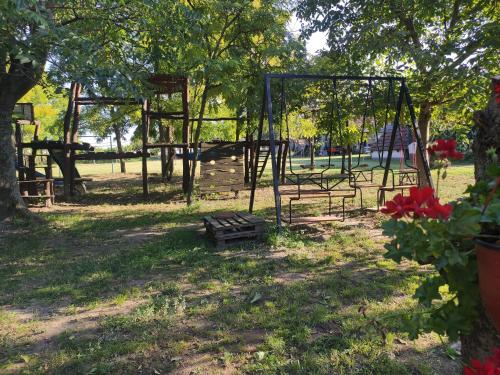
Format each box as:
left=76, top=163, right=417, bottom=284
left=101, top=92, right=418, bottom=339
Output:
left=249, top=73, right=433, bottom=230
left=263, top=73, right=405, bottom=81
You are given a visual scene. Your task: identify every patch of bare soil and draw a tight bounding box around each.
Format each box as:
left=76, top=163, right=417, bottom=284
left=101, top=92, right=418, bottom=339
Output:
left=169, top=320, right=264, bottom=375
left=15, top=300, right=141, bottom=343
left=170, top=352, right=239, bottom=375
left=3, top=300, right=144, bottom=373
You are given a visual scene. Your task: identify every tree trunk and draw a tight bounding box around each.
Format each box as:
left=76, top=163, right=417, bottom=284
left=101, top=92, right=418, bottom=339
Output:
left=166, top=125, right=174, bottom=181
left=461, top=76, right=500, bottom=363
left=186, top=83, right=209, bottom=205
left=235, top=106, right=244, bottom=141
left=472, top=78, right=500, bottom=181
left=461, top=305, right=500, bottom=363
left=159, top=123, right=167, bottom=181
left=416, top=100, right=432, bottom=186
left=310, top=137, right=315, bottom=166
left=112, top=124, right=126, bottom=173
left=0, top=103, right=27, bottom=220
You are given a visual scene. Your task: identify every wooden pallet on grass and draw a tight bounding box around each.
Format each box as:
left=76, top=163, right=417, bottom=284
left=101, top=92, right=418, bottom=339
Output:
left=203, top=212, right=265, bottom=248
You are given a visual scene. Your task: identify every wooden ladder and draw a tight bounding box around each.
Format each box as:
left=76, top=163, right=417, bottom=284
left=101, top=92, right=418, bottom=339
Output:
left=256, top=146, right=271, bottom=179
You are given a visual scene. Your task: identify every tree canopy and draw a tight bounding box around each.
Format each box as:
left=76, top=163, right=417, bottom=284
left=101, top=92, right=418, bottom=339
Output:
left=296, top=0, right=499, bottom=141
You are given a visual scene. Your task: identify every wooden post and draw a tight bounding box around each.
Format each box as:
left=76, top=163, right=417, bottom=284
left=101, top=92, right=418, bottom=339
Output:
left=15, top=122, right=24, bottom=181
left=249, top=90, right=266, bottom=213
left=46, top=155, right=53, bottom=180
left=159, top=127, right=167, bottom=182
left=157, top=94, right=168, bottom=182
left=347, top=145, right=352, bottom=172
left=63, top=82, right=77, bottom=199
left=310, top=137, right=315, bottom=167
left=166, top=125, right=174, bottom=181
left=341, top=149, right=346, bottom=174
left=27, top=155, right=37, bottom=195
left=142, top=99, right=149, bottom=198
left=71, top=84, right=81, bottom=143
left=33, top=121, right=40, bottom=141
left=182, top=78, right=190, bottom=194
left=44, top=180, right=52, bottom=207
left=244, top=130, right=250, bottom=184
left=70, top=83, right=81, bottom=195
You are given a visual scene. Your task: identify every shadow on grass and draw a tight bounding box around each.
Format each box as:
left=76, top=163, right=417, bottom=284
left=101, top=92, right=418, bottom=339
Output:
left=7, top=250, right=456, bottom=374
left=0, top=186, right=462, bottom=374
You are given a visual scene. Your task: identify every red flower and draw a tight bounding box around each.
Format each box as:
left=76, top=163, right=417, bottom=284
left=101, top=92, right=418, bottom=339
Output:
left=380, top=193, right=412, bottom=219
left=495, top=82, right=500, bottom=104
left=381, top=187, right=453, bottom=220
left=407, top=186, right=434, bottom=217
left=427, top=139, right=464, bottom=160
left=409, top=186, right=434, bottom=205
left=424, top=197, right=453, bottom=220
left=464, top=348, right=500, bottom=375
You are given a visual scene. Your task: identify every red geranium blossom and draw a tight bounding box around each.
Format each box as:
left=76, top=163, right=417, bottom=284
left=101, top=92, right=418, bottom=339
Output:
left=380, top=193, right=411, bottom=219
left=495, top=82, right=500, bottom=104
left=464, top=347, right=500, bottom=375
left=424, top=196, right=453, bottom=220
left=381, top=187, right=452, bottom=220
left=427, top=139, right=464, bottom=160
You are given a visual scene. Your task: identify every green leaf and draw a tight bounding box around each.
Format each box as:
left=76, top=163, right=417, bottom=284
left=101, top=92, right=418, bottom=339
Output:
left=414, top=276, right=443, bottom=307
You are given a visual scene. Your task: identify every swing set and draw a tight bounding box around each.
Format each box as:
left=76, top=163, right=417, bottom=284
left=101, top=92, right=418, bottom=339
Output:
left=248, top=73, right=433, bottom=228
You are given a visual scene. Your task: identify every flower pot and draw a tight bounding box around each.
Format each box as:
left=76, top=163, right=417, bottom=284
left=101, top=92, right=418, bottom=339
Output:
left=476, top=239, right=500, bottom=331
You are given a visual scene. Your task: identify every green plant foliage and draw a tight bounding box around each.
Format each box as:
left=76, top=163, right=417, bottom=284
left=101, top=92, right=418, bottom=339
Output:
left=382, top=162, right=500, bottom=340
left=296, top=0, right=499, bottom=137
left=18, top=81, right=67, bottom=139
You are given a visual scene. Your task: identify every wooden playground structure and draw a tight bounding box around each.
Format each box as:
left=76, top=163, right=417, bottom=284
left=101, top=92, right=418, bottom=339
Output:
left=14, top=103, right=55, bottom=207
left=15, top=73, right=433, bottom=229
left=13, top=75, right=288, bottom=204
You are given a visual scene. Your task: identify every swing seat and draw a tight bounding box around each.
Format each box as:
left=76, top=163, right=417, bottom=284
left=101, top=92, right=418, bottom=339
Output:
left=280, top=188, right=331, bottom=196
left=352, top=182, right=383, bottom=188
left=285, top=173, right=323, bottom=185
left=279, top=185, right=357, bottom=224
left=395, top=168, right=419, bottom=187
left=299, top=164, right=330, bottom=169
left=396, top=168, right=418, bottom=174
left=280, top=186, right=355, bottom=198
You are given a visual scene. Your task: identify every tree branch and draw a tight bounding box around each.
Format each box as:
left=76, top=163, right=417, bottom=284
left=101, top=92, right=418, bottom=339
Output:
left=448, top=0, right=461, bottom=32
left=211, top=8, right=243, bottom=58
left=389, top=0, right=426, bottom=73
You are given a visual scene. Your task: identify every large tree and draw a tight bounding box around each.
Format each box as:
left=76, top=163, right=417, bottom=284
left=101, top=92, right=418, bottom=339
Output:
left=0, top=1, right=147, bottom=219
left=0, top=1, right=191, bottom=218
left=296, top=0, right=499, bottom=146
left=181, top=0, right=297, bottom=204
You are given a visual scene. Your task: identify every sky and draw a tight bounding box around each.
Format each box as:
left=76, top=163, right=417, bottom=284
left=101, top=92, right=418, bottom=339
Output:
left=288, top=14, right=329, bottom=56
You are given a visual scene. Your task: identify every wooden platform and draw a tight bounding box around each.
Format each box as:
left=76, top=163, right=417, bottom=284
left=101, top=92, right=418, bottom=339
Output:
left=203, top=212, right=265, bottom=248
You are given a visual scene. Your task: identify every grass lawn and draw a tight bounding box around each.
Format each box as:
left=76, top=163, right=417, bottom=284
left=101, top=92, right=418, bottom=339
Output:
left=1, top=159, right=474, bottom=374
